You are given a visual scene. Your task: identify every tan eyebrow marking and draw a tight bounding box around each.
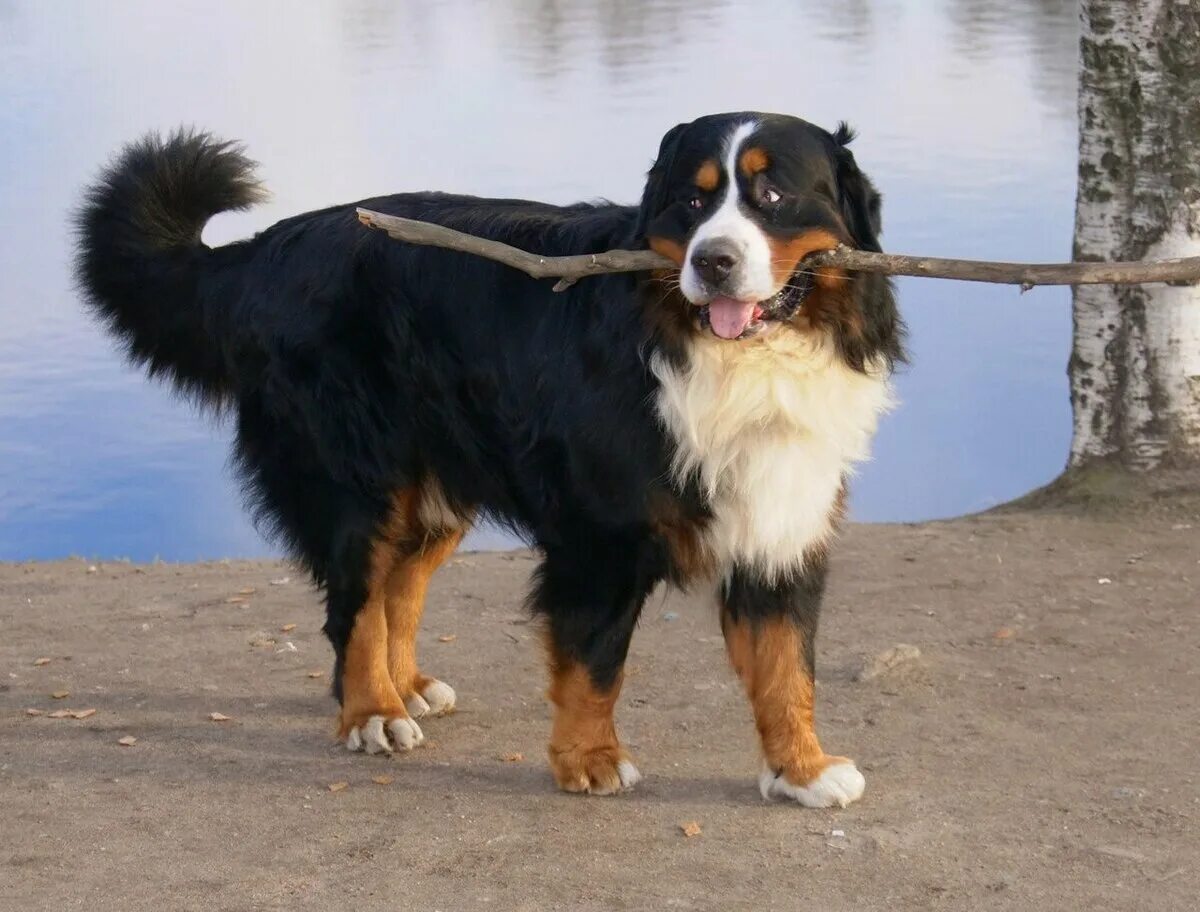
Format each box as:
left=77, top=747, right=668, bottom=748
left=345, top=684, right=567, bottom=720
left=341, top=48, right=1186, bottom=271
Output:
left=738, top=146, right=770, bottom=177
left=694, top=159, right=720, bottom=192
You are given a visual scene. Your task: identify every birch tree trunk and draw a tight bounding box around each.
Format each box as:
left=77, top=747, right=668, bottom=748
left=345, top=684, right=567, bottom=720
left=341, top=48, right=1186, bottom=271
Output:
left=1069, top=0, right=1200, bottom=471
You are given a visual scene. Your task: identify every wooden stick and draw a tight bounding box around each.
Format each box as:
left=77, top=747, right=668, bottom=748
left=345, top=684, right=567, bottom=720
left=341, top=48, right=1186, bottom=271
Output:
left=356, top=207, right=1200, bottom=291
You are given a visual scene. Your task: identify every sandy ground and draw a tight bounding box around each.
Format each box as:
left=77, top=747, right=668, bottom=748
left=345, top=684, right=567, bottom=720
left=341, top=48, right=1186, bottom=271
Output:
left=2, top=507, right=1197, bottom=911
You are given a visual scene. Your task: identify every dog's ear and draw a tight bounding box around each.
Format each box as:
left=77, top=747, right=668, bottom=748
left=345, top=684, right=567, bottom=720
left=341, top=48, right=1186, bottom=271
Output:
left=832, top=123, right=883, bottom=253
left=829, top=123, right=905, bottom=372
left=634, top=121, right=689, bottom=241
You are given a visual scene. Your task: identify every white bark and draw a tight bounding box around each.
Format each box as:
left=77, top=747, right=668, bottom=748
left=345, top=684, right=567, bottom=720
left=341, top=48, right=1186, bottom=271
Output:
left=1070, top=0, right=1200, bottom=470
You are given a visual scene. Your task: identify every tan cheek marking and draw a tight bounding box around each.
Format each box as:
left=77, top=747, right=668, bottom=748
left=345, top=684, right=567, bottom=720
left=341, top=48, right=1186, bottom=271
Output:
left=722, top=615, right=842, bottom=786
left=694, top=159, right=719, bottom=192
left=648, top=235, right=686, bottom=266
left=767, top=228, right=845, bottom=287
left=739, top=146, right=770, bottom=177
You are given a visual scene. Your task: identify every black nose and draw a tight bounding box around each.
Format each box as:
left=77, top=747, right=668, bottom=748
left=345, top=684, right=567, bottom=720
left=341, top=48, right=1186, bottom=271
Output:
left=690, top=241, right=739, bottom=287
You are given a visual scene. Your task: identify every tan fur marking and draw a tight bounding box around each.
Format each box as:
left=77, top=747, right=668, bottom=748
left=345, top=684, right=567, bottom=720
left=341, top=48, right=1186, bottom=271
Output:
left=649, top=491, right=715, bottom=583
left=767, top=228, right=845, bottom=287
left=722, top=615, right=846, bottom=786
left=545, top=654, right=631, bottom=794
left=767, top=228, right=866, bottom=343
left=338, top=485, right=461, bottom=736
left=694, top=159, right=720, bottom=192
left=648, top=235, right=686, bottom=267
left=339, top=586, right=408, bottom=737
left=384, top=529, right=462, bottom=697
left=738, top=146, right=770, bottom=177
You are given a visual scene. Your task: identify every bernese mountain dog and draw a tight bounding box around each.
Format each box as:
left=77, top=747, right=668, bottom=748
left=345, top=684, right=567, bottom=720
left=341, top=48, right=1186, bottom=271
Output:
left=76, top=112, right=904, bottom=807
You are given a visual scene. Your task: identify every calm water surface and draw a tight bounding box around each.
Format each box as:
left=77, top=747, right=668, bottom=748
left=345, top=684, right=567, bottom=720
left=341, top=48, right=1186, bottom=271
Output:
left=0, top=0, right=1079, bottom=560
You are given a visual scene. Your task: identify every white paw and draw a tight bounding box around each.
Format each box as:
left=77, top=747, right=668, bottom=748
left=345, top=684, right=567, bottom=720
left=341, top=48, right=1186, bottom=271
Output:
left=388, top=716, right=425, bottom=750
left=404, top=692, right=431, bottom=718
left=616, top=759, right=642, bottom=789
left=584, top=758, right=642, bottom=796
left=421, top=679, right=456, bottom=715
left=345, top=715, right=425, bottom=754
left=759, top=761, right=865, bottom=808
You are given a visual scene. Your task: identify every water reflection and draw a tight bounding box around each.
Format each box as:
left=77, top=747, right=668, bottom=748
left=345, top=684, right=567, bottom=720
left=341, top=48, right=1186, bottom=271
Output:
left=0, top=0, right=1079, bottom=560
left=946, top=0, right=1078, bottom=116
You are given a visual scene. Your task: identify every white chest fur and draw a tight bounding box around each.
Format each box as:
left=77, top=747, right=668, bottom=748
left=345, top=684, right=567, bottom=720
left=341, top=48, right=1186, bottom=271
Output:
left=651, top=331, right=892, bottom=582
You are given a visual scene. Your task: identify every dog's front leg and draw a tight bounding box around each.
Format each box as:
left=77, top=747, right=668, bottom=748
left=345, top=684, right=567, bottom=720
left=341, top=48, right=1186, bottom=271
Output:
left=720, top=559, right=865, bottom=808
left=532, top=535, right=663, bottom=795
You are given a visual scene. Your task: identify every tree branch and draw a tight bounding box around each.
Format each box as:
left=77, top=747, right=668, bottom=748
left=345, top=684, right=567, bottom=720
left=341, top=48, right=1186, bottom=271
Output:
left=356, top=207, right=1200, bottom=291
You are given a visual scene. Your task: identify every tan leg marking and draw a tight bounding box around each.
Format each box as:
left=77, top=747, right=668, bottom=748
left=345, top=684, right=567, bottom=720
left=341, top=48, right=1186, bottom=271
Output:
left=546, top=658, right=640, bottom=796
left=338, top=483, right=466, bottom=751
left=723, top=615, right=862, bottom=805
left=384, top=528, right=462, bottom=717
left=338, top=580, right=417, bottom=747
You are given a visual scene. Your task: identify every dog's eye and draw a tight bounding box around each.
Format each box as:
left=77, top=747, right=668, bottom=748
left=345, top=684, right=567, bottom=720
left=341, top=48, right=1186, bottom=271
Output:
left=688, top=195, right=704, bottom=210
left=760, top=186, right=782, bottom=205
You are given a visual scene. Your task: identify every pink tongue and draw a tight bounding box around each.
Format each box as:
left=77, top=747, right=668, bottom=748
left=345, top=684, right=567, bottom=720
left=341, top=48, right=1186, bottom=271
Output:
left=708, top=297, right=758, bottom=340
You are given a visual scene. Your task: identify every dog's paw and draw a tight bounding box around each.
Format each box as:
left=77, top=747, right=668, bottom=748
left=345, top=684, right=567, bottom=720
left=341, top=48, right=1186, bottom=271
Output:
left=343, top=713, right=425, bottom=755
left=403, top=678, right=457, bottom=719
left=759, top=759, right=865, bottom=808
left=549, top=746, right=642, bottom=796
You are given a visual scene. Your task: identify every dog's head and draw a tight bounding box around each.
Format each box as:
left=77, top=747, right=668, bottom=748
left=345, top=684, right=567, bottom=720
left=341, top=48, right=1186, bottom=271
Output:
left=636, top=112, right=902, bottom=370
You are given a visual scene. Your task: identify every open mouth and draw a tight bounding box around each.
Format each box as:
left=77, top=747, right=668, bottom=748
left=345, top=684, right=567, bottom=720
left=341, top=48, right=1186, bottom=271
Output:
left=696, top=273, right=813, bottom=340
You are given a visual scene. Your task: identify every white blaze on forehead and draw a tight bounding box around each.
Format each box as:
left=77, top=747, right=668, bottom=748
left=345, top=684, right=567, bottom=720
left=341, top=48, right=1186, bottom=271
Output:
left=680, top=120, right=776, bottom=305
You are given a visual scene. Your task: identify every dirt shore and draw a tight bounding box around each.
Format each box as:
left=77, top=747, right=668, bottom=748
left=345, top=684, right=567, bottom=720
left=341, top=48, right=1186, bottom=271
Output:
left=2, top=506, right=1197, bottom=911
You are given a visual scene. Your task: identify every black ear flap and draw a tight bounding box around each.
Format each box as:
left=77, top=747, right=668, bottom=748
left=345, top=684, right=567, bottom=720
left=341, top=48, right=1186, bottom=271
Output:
left=832, top=123, right=883, bottom=252
left=633, top=121, right=689, bottom=241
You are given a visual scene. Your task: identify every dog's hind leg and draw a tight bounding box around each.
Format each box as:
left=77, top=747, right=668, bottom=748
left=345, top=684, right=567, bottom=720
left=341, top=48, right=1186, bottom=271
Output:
left=531, top=531, right=666, bottom=795
left=326, top=524, right=428, bottom=755
left=328, top=482, right=471, bottom=753
left=383, top=526, right=464, bottom=720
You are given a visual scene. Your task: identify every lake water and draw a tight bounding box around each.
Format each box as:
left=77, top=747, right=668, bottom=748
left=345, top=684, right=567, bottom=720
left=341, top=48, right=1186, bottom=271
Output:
left=0, top=0, right=1080, bottom=561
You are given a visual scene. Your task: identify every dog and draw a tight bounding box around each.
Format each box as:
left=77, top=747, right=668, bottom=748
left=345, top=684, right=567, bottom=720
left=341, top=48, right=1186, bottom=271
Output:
left=76, top=112, right=904, bottom=807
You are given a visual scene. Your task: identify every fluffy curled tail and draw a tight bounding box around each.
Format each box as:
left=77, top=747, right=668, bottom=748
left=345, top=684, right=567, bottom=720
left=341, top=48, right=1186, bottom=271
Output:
left=74, top=129, right=266, bottom=402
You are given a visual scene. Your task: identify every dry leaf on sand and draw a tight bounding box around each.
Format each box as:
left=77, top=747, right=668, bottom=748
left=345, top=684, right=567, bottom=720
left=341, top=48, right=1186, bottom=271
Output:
left=680, top=821, right=703, bottom=837
left=208, top=712, right=231, bottom=722
left=117, top=735, right=138, bottom=746
left=500, top=752, right=524, bottom=762
left=51, top=690, right=70, bottom=699
left=372, top=775, right=394, bottom=785
left=25, top=708, right=44, bottom=716
left=438, top=634, right=457, bottom=643
left=33, top=657, right=52, bottom=666
left=71, top=708, right=97, bottom=720
left=327, top=781, right=349, bottom=792
left=280, top=623, right=297, bottom=633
